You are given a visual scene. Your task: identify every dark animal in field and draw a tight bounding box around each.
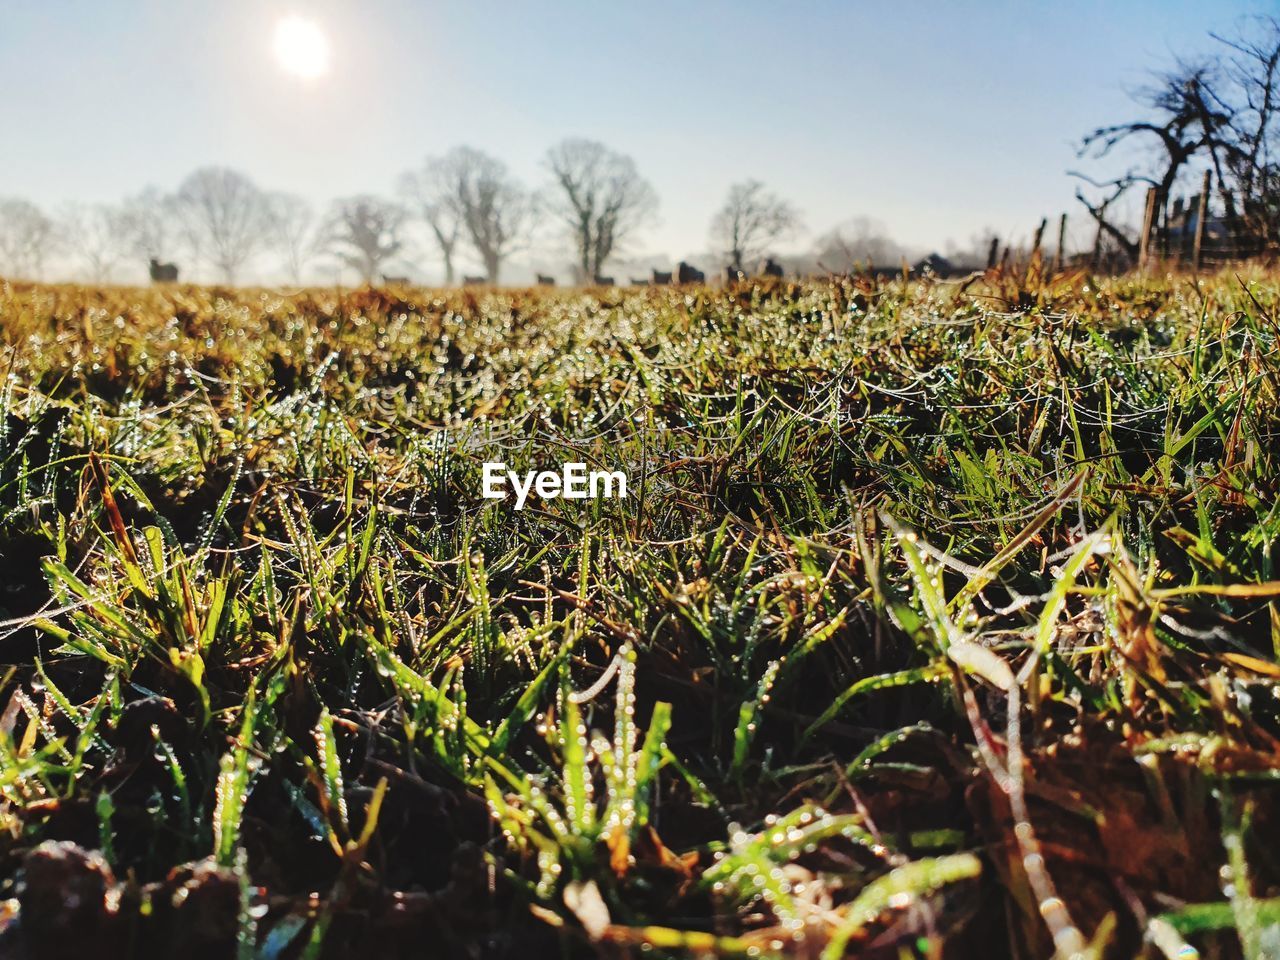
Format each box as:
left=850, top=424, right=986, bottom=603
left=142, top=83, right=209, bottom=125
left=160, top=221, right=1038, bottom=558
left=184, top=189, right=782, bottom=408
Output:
left=651, top=270, right=673, bottom=284
left=762, top=257, right=784, bottom=277
left=675, top=261, right=704, bottom=284
left=630, top=278, right=649, bottom=286
left=536, top=274, right=556, bottom=286
left=593, top=275, right=615, bottom=286
left=463, top=275, right=487, bottom=286
left=149, top=259, right=179, bottom=283
left=381, top=274, right=410, bottom=285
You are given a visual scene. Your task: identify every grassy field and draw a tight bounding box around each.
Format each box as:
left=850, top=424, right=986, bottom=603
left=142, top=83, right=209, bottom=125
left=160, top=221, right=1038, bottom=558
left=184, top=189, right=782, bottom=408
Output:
left=0, top=271, right=1279, bottom=958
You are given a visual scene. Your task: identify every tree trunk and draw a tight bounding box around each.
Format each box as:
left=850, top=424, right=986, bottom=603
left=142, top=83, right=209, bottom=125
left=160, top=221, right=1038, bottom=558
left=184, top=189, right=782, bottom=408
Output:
left=579, top=219, right=593, bottom=283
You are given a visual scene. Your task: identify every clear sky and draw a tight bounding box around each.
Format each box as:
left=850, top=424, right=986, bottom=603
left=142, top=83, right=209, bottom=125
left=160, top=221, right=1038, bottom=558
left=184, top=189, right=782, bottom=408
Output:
left=0, top=0, right=1271, bottom=281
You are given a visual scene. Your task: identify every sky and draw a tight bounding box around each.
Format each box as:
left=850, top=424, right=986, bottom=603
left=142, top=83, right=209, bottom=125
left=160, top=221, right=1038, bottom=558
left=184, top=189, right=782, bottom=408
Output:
left=0, top=0, right=1273, bottom=282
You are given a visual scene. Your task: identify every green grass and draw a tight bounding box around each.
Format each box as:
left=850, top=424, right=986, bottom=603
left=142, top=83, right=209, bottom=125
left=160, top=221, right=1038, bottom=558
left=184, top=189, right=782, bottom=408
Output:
left=0, top=272, right=1279, bottom=958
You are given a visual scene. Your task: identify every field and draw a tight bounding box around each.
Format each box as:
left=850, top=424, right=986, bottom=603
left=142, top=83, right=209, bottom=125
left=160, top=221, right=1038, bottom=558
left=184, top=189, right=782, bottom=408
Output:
left=0, top=271, right=1279, bottom=959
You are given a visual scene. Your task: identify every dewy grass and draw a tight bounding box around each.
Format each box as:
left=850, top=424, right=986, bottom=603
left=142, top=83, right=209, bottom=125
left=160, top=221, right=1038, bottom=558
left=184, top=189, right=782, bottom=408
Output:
left=0, top=272, right=1278, bottom=957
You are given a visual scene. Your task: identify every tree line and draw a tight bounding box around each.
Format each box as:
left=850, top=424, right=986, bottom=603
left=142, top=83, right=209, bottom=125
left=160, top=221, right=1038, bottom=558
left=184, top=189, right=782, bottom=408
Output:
left=6, top=16, right=1277, bottom=284
left=0, top=138, right=807, bottom=286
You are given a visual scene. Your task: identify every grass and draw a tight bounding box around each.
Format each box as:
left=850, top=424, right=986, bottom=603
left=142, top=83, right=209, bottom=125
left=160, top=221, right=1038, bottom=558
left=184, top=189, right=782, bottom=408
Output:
left=0, top=269, right=1278, bottom=958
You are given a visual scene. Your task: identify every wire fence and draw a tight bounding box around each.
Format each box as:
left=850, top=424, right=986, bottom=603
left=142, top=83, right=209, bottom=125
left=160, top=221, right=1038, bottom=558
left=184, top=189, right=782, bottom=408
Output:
left=1137, top=178, right=1276, bottom=271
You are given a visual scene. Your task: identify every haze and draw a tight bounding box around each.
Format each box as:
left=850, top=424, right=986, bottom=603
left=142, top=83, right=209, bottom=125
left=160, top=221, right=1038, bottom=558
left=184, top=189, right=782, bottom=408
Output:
left=0, top=0, right=1266, bottom=282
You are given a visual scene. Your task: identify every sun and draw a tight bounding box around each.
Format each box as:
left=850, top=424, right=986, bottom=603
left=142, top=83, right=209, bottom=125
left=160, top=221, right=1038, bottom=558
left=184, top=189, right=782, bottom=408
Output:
left=273, top=15, right=330, bottom=80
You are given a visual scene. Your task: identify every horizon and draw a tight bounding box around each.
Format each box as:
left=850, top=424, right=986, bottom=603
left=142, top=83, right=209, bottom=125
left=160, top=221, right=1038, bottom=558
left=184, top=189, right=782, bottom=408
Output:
left=0, top=0, right=1269, bottom=284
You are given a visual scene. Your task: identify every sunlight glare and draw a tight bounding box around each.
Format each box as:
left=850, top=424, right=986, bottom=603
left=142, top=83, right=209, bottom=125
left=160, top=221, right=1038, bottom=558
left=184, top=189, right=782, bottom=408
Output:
left=273, top=15, right=330, bottom=80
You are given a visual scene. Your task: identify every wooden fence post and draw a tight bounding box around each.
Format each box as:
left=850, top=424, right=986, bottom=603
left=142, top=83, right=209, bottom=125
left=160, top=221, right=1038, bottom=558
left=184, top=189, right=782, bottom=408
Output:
left=1192, top=170, right=1212, bottom=273
left=1138, top=187, right=1157, bottom=273
left=1054, top=212, right=1068, bottom=272
left=986, top=236, right=999, bottom=270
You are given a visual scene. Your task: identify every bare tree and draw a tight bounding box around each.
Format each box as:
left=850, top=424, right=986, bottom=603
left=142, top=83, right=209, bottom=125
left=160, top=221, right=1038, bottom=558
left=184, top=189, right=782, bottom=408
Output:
left=399, top=155, right=465, bottom=284
left=1216, top=16, right=1280, bottom=245
left=265, top=192, right=319, bottom=285
left=0, top=198, right=59, bottom=280
left=433, top=147, right=530, bottom=283
left=120, top=187, right=180, bottom=270
left=61, top=203, right=129, bottom=282
left=325, top=196, right=407, bottom=283
left=807, top=217, right=910, bottom=273
left=1073, top=16, right=1280, bottom=255
left=710, top=180, right=801, bottom=272
left=1071, top=178, right=1139, bottom=262
left=1072, top=64, right=1228, bottom=240
left=543, top=139, right=657, bottom=282
left=172, top=167, right=269, bottom=283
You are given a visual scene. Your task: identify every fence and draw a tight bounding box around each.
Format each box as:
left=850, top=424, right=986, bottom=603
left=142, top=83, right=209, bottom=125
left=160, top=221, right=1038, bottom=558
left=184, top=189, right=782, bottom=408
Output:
left=1137, top=173, right=1273, bottom=271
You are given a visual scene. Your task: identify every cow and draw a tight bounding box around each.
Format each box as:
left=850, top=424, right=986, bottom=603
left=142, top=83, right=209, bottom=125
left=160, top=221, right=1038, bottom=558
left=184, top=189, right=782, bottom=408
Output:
left=149, top=258, right=179, bottom=283
left=651, top=270, right=673, bottom=285
left=536, top=274, right=556, bottom=286
left=381, top=274, right=410, bottom=286
left=675, top=261, right=704, bottom=284
left=630, top=277, right=649, bottom=286
left=593, top=275, right=615, bottom=286
left=462, top=275, right=487, bottom=286
left=762, top=257, right=784, bottom=278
